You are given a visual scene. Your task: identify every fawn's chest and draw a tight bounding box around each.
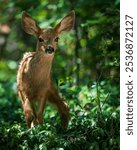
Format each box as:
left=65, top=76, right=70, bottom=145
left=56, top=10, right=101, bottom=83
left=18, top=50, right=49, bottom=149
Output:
left=18, top=52, right=54, bottom=90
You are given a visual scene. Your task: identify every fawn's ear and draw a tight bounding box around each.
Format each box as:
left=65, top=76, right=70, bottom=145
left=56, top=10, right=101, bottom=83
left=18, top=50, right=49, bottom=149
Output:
left=55, top=10, right=75, bottom=34
left=22, top=11, right=40, bottom=36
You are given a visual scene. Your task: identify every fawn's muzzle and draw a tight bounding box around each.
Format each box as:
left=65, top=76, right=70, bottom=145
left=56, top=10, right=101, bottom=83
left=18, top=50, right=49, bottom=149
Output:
left=45, top=46, right=54, bottom=54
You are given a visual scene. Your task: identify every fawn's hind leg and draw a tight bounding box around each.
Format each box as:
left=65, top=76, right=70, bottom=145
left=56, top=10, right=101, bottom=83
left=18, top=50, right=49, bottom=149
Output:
left=48, top=85, right=69, bottom=128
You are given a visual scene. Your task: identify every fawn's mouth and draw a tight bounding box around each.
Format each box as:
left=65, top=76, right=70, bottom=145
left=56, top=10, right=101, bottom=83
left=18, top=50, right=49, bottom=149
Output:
left=45, top=48, right=54, bottom=54
left=45, top=45, right=55, bottom=54
left=41, top=46, right=55, bottom=54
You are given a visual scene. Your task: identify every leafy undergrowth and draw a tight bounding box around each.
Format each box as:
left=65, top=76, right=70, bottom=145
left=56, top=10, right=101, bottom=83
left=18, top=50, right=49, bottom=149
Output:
left=0, top=79, right=119, bottom=150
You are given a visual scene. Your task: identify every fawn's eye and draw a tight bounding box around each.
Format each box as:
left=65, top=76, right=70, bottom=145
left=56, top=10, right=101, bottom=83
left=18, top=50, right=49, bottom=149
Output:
left=39, top=37, right=44, bottom=42
left=54, top=37, right=59, bottom=42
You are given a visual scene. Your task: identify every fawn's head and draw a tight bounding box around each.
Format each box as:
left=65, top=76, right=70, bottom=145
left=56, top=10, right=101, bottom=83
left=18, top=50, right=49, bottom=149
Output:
left=22, top=11, right=75, bottom=54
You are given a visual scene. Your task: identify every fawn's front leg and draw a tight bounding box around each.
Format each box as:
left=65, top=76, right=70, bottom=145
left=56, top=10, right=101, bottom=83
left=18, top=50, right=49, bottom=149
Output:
left=22, top=97, right=37, bottom=128
left=36, top=95, right=47, bottom=125
left=48, top=84, right=69, bottom=128
left=18, top=90, right=36, bottom=128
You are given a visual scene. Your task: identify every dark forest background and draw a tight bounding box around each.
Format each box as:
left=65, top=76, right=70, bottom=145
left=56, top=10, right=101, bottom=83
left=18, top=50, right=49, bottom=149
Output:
left=0, top=0, right=119, bottom=149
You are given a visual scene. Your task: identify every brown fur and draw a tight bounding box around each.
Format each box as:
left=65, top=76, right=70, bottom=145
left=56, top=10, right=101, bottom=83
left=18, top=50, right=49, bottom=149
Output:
left=17, top=11, right=75, bottom=128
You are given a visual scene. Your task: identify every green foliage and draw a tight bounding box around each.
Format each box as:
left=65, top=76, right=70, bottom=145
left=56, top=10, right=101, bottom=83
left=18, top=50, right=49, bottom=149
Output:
left=0, top=0, right=119, bottom=149
left=0, top=59, right=119, bottom=149
left=0, top=78, right=119, bottom=150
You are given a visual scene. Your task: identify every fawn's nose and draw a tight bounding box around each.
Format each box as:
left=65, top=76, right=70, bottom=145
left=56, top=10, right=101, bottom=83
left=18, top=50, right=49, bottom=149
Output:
left=45, top=45, right=54, bottom=54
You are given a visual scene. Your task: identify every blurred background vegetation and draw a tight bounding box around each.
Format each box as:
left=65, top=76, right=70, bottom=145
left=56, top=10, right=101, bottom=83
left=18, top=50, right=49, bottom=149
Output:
left=0, top=0, right=119, bottom=149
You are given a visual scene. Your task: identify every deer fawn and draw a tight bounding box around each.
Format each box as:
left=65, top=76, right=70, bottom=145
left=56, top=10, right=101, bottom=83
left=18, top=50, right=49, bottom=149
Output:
left=17, top=11, right=75, bottom=128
